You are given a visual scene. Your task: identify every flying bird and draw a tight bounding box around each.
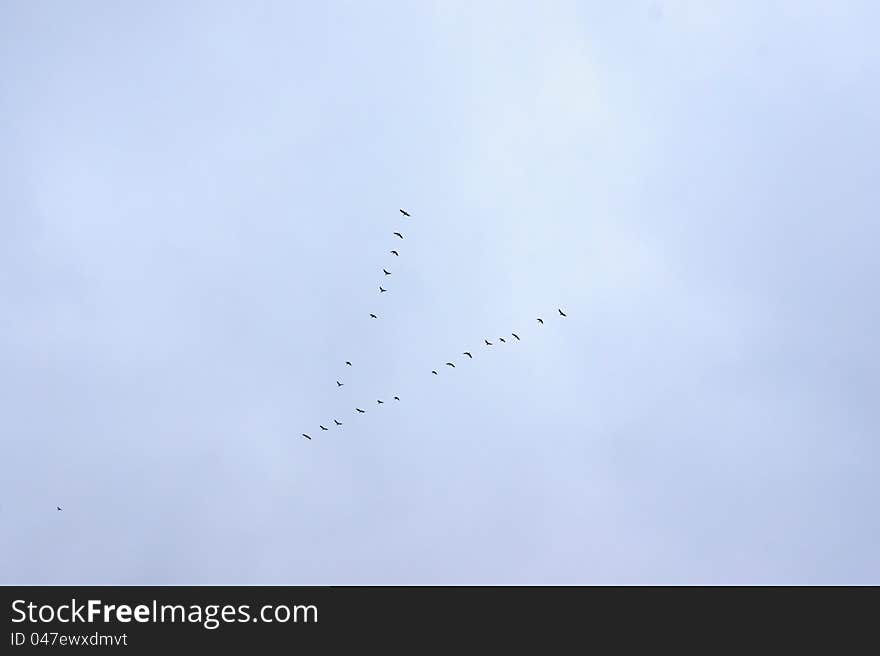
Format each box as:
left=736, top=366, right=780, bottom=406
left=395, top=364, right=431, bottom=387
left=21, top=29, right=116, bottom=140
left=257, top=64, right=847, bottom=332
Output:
left=558, top=308, right=567, bottom=317
left=337, top=381, right=344, bottom=387
left=379, top=286, right=387, bottom=293
left=393, top=232, right=404, bottom=239
left=511, top=333, right=521, bottom=341
left=345, top=361, right=352, bottom=366
left=383, top=269, right=391, bottom=276
left=393, top=396, right=400, bottom=401
left=56, top=506, right=62, bottom=511
left=537, top=318, right=544, bottom=324
left=446, top=362, right=455, bottom=368
left=390, top=250, right=399, bottom=256
left=499, top=337, right=506, bottom=343
left=484, top=339, right=493, bottom=346
left=463, top=352, right=472, bottom=358
left=334, top=419, right=343, bottom=426
left=399, top=209, right=411, bottom=217
left=356, top=408, right=366, bottom=413
left=431, top=370, right=438, bottom=375
left=301, top=433, right=312, bottom=440
left=370, top=313, right=378, bottom=319
left=377, top=399, right=384, bottom=404
left=320, top=425, right=328, bottom=431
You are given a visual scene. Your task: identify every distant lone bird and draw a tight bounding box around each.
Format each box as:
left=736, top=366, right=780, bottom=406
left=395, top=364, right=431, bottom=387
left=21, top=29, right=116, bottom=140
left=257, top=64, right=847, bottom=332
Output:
left=499, top=337, right=506, bottom=343
left=558, top=308, right=567, bottom=317
left=393, top=396, right=400, bottom=401
left=484, top=339, right=493, bottom=346
left=345, top=361, right=352, bottom=366
left=393, top=232, right=404, bottom=239
left=463, top=352, right=473, bottom=358
left=390, top=250, right=399, bottom=256
left=537, top=318, right=544, bottom=324
left=511, top=333, right=520, bottom=340
left=370, top=313, right=378, bottom=319
left=334, top=419, right=343, bottom=426
left=377, top=399, right=384, bottom=404
left=356, top=408, right=366, bottom=413
left=379, top=286, right=387, bottom=293
left=383, top=268, right=391, bottom=276
left=446, top=362, right=455, bottom=368
left=337, top=381, right=344, bottom=387
left=302, top=433, right=312, bottom=440
left=431, top=370, right=438, bottom=375
left=57, top=506, right=62, bottom=511
left=399, top=209, right=411, bottom=217
left=320, top=425, right=328, bottom=431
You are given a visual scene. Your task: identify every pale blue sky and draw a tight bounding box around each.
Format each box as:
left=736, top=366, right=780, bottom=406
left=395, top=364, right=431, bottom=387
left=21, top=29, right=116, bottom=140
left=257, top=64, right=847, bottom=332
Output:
left=1, top=1, right=878, bottom=583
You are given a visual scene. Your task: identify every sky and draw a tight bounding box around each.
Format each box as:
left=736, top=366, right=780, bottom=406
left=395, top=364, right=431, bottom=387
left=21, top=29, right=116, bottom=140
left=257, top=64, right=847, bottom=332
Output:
left=1, top=1, right=878, bottom=584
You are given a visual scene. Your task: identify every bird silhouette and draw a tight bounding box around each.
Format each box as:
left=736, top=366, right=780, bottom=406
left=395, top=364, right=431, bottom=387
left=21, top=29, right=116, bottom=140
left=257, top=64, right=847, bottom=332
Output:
left=345, top=361, right=352, bottom=366
left=537, top=318, right=544, bottom=324
left=558, top=308, right=567, bottom=317
left=393, top=232, right=404, bottom=239
left=334, top=419, right=343, bottom=426
left=369, top=313, right=378, bottom=319
left=302, top=433, right=312, bottom=440
left=484, top=339, right=493, bottom=346
left=393, top=396, right=400, bottom=401
left=463, top=352, right=473, bottom=358
left=379, top=286, right=387, bottom=293
left=356, top=408, right=366, bottom=413
left=337, top=381, right=344, bottom=387
left=446, top=362, right=455, bottom=368
left=399, top=209, right=411, bottom=217
left=390, top=250, right=399, bottom=256
left=431, top=370, right=438, bottom=375
left=499, top=337, right=506, bottom=343
left=56, top=506, right=62, bottom=511
left=320, top=425, right=328, bottom=431
left=377, top=399, right=384, bottom=404
left=383, top=269, right=391, bottom=276
left=511, top=333, right=521, bottom=341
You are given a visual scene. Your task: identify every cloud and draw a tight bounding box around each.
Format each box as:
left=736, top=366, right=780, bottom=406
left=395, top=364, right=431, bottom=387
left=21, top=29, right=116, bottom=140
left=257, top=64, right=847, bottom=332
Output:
left=1, top=1, right=878, bottom=584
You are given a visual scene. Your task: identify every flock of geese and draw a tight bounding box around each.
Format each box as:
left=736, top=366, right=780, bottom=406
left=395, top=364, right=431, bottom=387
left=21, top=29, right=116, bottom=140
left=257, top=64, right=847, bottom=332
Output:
left=301, top=208, right=568, bottom=441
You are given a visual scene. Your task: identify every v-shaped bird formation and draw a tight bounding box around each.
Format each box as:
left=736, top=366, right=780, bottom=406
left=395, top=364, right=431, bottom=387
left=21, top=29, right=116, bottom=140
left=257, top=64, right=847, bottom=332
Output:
left=303, top=206, right=568, bottom=440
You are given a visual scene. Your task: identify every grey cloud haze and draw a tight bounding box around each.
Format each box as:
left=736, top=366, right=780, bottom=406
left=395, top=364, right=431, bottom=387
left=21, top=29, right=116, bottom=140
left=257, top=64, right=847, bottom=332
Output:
left=1, top=1, right=878, bottom=583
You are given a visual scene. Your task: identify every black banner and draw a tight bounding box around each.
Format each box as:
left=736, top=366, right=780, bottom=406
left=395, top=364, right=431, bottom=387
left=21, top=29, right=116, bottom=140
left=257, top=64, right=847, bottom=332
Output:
left=0, top=585, right=870, bottom=651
